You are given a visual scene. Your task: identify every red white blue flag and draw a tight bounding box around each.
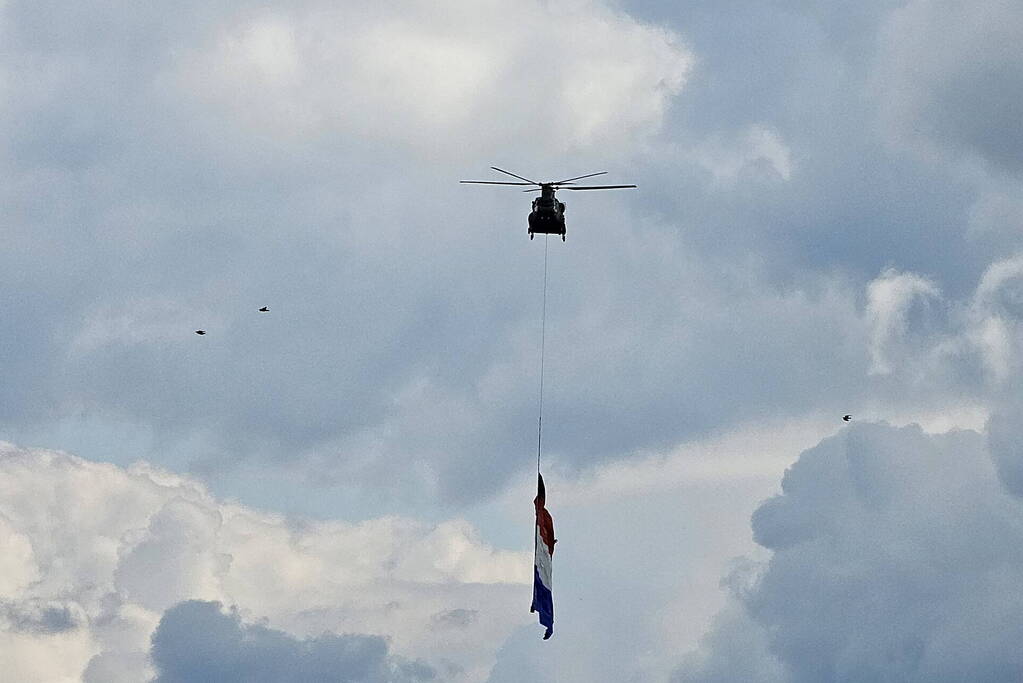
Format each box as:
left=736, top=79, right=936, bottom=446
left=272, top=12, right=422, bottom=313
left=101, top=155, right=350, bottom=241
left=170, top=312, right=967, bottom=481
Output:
left=530, top=473, right=556, bottom=639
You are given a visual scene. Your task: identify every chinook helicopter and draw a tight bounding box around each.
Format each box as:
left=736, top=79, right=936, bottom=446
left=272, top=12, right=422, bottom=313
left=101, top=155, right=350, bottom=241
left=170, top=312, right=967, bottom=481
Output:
left=461, top=167, right=636, bottom=240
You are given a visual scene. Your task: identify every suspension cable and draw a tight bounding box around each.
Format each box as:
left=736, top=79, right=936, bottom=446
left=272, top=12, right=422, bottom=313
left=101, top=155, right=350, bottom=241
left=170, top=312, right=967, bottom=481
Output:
left=536, top=235, right=549, bottom=475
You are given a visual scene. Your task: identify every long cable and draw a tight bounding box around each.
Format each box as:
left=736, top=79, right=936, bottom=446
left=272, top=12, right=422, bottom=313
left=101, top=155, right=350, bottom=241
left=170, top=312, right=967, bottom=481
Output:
left=533, top=235, right=551, bottom=646
left=536, top=235, right=549, bottom=475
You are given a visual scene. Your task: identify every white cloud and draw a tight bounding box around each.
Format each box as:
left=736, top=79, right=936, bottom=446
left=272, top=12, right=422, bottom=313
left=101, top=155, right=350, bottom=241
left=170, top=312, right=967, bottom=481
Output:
left=533, top=415, right=828, bottom=508
left=0, top=516, right=38, bottom=597
left=0, top=442, right=529, bottom=682
left=169, top=0, right=692, bottom=155
left=842, top=256, right=1023, bottom=389
left=962, top=255, right=1023, bottom=383
left=865, top=268, right=940, bottom=375
left=691, top=124, right=794, bottom=184
left=974, top=254, right=1023, bottom=311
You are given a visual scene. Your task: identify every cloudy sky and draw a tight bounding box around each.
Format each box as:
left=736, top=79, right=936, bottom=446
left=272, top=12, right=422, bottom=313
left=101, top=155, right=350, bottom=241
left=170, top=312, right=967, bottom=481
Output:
left=2, top=0, right=1023, bottom=680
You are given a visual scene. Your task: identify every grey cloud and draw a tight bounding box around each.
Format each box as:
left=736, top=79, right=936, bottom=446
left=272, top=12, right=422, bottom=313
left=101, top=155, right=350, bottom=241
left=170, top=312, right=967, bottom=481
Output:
left=430, top=608, right=477, bottom=628
left=114, top=497, right=230, bottom=612
left=629, top=0, right=993, bottom=294
left=987, top=402, right=1023, bottom=497
left=672, top=603, right=785, bottom=683
left=0, top=599, right=83, bottom=634
left=83, top=651, right=152, bottom=683
left=485, top=625, right=550, bottom=683
left=877, top=0, right=1023, bottom=176
left=677, top=421, right=1023, bottom=682
left=151, top=600, right=435, bottom=683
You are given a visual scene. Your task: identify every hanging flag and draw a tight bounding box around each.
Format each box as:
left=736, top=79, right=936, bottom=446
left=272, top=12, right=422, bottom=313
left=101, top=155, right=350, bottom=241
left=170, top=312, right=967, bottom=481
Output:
left=530, top=473, right=556, bottom=639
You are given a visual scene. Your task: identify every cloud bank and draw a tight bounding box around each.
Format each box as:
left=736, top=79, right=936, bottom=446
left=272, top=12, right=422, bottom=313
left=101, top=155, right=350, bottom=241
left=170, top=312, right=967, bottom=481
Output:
left=0, top=442, right=528, bottom=681
left=675, top=418, right=1023, bottom=682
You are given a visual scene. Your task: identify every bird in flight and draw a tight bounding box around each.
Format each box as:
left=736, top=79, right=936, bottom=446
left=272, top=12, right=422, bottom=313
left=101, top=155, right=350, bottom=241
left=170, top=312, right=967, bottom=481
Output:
left=842, top=414, right=852, bottom=422
left=195, top=330, right=206, bottom=335
left=258, top=306, right=269, bottom=312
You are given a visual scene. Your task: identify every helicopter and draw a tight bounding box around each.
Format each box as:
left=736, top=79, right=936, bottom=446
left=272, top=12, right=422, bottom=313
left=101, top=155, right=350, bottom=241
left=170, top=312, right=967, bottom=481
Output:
left=461, top=167, right=636, bottom=240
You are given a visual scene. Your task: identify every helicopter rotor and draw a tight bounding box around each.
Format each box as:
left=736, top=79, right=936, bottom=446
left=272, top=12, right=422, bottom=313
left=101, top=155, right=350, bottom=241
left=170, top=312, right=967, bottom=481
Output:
left=490, top=166, right=540, bottom=184
left=561, top=185, right=636, bottom=191
left=460, top=180, right=535, bottom=186
left=461, top=167, right=635, bottom=193
left=521, top=184, right=637, bottom=192
left=552, top=171, right=608, bottom=184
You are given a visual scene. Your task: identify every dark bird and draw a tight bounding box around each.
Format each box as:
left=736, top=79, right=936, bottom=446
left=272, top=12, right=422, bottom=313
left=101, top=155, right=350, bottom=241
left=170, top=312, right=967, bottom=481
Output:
left=258, top=306, right=269, bottom=312
left=195, top=330, right=206, bottom=335
left=843, top=414, right=852, bottom=422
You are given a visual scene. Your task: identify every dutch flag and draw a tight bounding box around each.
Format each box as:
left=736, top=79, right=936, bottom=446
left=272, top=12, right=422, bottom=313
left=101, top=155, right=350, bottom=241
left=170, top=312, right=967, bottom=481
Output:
left=530, top=473, right=556, bottom=639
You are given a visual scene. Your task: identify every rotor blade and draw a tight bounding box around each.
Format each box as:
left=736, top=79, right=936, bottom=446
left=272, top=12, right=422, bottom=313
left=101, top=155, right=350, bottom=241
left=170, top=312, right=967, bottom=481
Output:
left=460, top=180, right=535, bottom=186
left=553, top=171, right=607, bottom=184
left=491, top=166, right=539, bottom=184
left=560, top=184, right=637, bottom=190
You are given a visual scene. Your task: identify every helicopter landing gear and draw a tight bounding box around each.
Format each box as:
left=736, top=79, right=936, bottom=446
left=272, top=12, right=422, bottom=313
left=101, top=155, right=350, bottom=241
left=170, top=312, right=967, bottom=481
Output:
left=530, top=233, right=534, bottom=240
left=562, top=235, right=565, bottom=242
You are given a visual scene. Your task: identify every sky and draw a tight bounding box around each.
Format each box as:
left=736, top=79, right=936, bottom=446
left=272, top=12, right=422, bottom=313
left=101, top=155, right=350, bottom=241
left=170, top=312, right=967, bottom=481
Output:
left=2, top=0, right=1023, bottom=680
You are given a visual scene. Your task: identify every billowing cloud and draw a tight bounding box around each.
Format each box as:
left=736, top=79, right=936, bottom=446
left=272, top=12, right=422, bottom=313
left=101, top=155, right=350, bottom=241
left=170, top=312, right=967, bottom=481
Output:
left=150, top=600, right=434, bottom=683
left=671, top=248, right=1023, bottom=680
left=675, top=420, right=1023, bottom=682
left=0, top=442, right=528, bottom=681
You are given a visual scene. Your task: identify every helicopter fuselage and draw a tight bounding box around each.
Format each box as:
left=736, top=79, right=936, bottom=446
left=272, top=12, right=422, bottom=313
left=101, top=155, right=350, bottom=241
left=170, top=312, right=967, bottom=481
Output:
left=528, top=185, right=566, bottom=240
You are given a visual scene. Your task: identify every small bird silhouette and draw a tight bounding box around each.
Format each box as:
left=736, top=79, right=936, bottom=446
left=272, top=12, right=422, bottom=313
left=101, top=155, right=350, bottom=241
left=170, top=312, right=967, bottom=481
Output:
left=842, top=414, right=852, bottom=422
left=195, top=330, right=206, bottom=335
left=258, top=306, right=269, bottom=312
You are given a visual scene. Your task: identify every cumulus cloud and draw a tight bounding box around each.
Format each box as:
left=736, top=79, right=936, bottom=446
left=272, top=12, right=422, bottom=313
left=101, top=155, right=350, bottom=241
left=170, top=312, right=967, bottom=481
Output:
left=669, top=254, right=1023, bottom=680
left=0, top=442, right=528, bottom=681
left=150, top=600, right=434, bottom=683
left=675, top=421, right=1023, bottom=682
